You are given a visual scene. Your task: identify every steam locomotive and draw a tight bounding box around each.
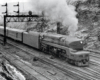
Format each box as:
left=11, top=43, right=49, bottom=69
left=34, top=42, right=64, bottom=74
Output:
left=0, top=26, right=89, bottom=66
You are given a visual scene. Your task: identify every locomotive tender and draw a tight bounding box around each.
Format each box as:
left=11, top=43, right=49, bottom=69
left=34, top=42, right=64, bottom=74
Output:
left=0, top=26, right=89, bottom=66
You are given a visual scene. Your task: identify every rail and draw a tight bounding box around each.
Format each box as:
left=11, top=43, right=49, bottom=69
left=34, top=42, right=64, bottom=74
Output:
left=84, top=48, right=100, bottom=53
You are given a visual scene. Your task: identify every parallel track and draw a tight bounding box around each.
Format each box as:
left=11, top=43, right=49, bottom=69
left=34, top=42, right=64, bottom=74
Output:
left=0, top=51, right=52, bottom=80
left=0, top=37, right=100, bottom=80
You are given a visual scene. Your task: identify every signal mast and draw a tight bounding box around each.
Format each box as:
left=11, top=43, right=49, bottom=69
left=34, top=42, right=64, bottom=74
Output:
left=13, top=2, right=20, bottom=15
left=2, top=3, right=8, bottom=15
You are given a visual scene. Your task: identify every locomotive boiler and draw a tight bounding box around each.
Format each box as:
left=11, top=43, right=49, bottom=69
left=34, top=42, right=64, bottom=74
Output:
left=40, top=33, right=89, bottom=66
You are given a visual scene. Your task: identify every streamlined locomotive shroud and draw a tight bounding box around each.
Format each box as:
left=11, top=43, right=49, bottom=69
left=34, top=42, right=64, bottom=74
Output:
left=0, top=26, right=89, bottom=66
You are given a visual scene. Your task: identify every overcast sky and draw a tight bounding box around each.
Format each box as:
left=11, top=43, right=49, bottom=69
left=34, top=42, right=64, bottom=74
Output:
left=0, top=0, right=29, bottom=4
left=0, top=0, right=32, bottom=15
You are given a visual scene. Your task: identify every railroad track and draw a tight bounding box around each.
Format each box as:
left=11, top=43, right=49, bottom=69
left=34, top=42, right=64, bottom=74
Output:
left=84, top=48, right=100, bottom=66
left=0, top=51, right=52, bottom=80
left=0, top=37, right=100, bottom=80
left=8, top=39, right=100, bottom=79
left=85, top=48, right=100, bottom=58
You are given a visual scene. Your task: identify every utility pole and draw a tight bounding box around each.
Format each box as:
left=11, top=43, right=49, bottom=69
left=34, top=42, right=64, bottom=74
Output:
left=1, top=3, right=8, bottom=45
left=13, top=2, right=20, bottom=22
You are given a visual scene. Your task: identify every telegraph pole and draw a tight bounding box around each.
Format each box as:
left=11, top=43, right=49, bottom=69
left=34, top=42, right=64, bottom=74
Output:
left=2, top=3, right=8, bottom=45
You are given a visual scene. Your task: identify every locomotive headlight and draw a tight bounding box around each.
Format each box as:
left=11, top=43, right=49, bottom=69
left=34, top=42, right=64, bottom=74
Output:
left=80, top=40, right=86, bottom=45
left=80, top=41, right=83, bottom=44
left=81, top=40, right=87, bottom=45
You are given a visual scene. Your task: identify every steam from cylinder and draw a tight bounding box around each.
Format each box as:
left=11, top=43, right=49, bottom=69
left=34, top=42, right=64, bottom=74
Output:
left=29, top=0, right=87, bottom=36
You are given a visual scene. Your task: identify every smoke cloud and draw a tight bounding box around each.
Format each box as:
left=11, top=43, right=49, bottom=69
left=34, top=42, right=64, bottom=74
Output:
left=29, top=0, right=86, bottom=36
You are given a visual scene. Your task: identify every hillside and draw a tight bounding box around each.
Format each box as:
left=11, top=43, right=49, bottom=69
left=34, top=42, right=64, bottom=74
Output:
left=77, top=0, right=100, bottom=32
left=76, top=0, right=100, bottom=50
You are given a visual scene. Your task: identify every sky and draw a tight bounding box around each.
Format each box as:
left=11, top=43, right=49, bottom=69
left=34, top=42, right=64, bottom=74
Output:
left=0, top=0, right=32, bottom=15
left=0, top=0, right=29, bottom=4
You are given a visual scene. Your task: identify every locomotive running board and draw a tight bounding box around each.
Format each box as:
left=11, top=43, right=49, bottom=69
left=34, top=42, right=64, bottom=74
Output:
left=42, top=41, right=69, bottom=50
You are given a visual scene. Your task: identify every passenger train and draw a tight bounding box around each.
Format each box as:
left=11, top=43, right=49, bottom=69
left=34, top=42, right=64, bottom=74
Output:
left=0, top=26, right=90, bottom=66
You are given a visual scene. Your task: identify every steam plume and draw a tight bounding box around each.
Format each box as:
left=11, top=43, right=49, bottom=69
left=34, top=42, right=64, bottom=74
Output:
left=29, top=0, right=86, bottom=36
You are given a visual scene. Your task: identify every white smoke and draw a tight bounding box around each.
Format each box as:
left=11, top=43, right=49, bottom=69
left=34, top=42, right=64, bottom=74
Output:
left=29, top=0, right=87, bottom=36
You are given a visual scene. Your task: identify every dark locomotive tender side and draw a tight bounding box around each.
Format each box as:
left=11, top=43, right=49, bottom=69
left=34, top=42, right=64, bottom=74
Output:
left=23, top=31, right=40, bottom=49
left=0, top=26, right=90, bottom=66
